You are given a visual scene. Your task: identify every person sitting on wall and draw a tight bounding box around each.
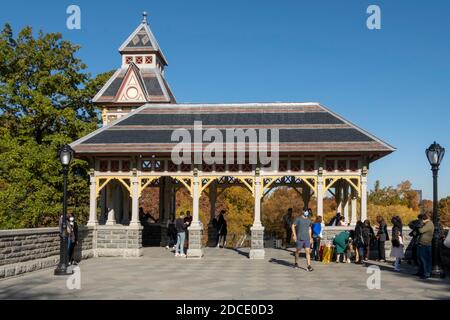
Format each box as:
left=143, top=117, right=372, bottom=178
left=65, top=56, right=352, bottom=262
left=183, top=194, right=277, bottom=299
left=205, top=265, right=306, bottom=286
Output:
left=328, top=212, right=342, bottom=226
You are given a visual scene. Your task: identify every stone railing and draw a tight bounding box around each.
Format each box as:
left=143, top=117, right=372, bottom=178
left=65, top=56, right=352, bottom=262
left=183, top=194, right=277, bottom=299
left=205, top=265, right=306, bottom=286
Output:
left=0, top=226, right=93, bottom=280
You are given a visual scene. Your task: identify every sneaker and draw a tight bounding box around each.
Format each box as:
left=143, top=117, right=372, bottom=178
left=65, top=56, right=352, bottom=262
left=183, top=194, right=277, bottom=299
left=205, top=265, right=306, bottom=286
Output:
left=307, top=265, right=314, bottom=272
left=394, top=269, right=400, bottom=272
left=165, top=246, right=169, bottom=249
left=181, top=254, right=186, bottom=257
left=294, top=263, right=299, bottom=269
left=175, top=253, right=179, bottom=257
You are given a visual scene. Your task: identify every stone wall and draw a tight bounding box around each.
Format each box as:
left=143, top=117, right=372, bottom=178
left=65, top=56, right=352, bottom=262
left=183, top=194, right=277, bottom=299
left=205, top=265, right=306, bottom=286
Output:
left=94, top=225, right=142, bottom=257
left=0, top=226, right=93, bottom=279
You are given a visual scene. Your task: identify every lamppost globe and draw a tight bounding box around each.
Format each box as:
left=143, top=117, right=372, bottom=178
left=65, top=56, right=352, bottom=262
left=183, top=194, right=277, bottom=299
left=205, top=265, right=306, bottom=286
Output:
left=426, top=141, right=445, bottom=167
left=59, top=145, right=74, bottom=166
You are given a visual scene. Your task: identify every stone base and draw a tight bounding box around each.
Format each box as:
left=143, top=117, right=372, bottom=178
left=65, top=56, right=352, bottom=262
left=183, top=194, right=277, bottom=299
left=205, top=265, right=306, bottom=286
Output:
left=187, top=248, right=204, bottom=259
left=207, top=222, right=218, bottom=247
left=250, top=225, right=265, bottom=260
left=249, top=249, right=265, bottom=260
left=187, top=224, right=203, bottom=259
left=94, top=225, right=143, bottom=257
left=94, top=248, right=143, bottom=258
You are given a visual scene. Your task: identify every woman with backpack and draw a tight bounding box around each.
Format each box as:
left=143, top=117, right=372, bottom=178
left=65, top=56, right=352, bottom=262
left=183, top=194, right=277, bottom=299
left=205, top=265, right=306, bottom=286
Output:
left=390, top=216, right=404, bottom=272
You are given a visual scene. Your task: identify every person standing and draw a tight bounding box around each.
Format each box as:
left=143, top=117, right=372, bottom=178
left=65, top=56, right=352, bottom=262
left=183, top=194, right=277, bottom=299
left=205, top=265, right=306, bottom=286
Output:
left=362, top=220, right=375, bottom=261
left=175, top=212, right=188, bottom=257
left=376, top=216, right=389, bottom=262
left=311, top=216, right=323, bottom=261
left=390, top=216, right=404, bottom=272
left=184, top=210, right=193, bottom=252
left=292, top=210, right=314, bottom=271
left=354, top=221, right=365, bottom=264
left=282, top=208, right=293, bottom=248
left=216, top=210, right=228, bottom=248
left=416, top=212, right=434, bottom=279
left=67, top=215, right=78, bottom=265
left=184, top=210, right=193, bottom=226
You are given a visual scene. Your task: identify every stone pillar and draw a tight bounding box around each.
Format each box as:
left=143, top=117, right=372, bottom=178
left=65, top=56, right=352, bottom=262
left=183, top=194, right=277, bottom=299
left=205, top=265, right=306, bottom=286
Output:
left=343, top=184, right=350, bottom=224
left=208, top=180, right=218, bottom=247
left=351, top=188, right=358, bottom=225
left=317, top=175, right=324, bottom=216
left=250, top=173, right=264, bottom=259
left=130, top=175, right=140, bottom=227
left=88, top=173, right=98, bottom=226
left=187, top=171, right=203, bottom=258
left=360, top=175, right=368, bottom=222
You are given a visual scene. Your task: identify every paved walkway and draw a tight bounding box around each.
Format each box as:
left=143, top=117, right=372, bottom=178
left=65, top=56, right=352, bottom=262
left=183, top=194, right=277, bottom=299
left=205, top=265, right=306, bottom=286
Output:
left=1, top=247, right=449, bottom=300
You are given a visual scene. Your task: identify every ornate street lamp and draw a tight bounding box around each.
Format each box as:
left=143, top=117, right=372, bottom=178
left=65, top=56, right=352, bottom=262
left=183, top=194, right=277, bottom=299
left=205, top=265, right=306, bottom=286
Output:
left=54, top=144, right=75, bottom=276
left=425, top=141, right=445, bottom=278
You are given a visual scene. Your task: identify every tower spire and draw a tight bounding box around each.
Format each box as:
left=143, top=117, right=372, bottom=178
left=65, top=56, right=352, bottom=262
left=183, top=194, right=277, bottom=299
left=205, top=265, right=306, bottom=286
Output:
left=142, top=11, right=148, bottom=24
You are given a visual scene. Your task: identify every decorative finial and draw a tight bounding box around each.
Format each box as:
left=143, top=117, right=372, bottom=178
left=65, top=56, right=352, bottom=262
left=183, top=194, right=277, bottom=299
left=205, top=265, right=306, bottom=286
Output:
left=142, top=11, right=148, bottom=24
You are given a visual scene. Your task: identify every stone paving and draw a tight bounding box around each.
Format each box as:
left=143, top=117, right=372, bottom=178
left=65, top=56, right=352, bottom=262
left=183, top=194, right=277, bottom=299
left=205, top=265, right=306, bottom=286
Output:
left=0, top=247, right=449, bottom=300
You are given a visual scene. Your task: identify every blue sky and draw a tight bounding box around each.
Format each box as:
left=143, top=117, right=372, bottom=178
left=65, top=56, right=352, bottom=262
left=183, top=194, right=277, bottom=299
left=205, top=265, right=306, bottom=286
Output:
left=1, top=0, right=449, bottom=199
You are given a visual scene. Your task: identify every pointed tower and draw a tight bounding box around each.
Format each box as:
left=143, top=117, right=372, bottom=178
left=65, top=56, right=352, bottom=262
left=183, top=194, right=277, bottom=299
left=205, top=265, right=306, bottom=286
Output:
left=94, top=12, right=176, bottom=126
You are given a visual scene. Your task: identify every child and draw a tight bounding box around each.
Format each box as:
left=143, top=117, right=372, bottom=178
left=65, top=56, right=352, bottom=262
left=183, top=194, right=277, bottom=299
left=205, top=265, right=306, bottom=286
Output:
left=345, top=238, right=356, bottom=263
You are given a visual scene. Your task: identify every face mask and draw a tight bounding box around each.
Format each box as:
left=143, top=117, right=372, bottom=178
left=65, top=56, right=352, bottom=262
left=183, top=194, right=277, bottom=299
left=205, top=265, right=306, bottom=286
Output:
left=303, top=212, right=309, bottom=217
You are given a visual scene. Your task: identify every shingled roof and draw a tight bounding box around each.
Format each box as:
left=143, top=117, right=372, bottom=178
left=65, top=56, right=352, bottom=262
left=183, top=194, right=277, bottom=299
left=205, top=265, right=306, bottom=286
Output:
left=71, top=103, right=395, bottom=159
left=93, top=63, right=176, bottom=104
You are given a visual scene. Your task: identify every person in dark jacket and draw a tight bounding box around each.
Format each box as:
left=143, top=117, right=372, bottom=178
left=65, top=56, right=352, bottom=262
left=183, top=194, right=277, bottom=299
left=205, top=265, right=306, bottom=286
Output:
left=362, top=219, right=375, bottom=261
left=67, top=214, right=79, bottom=265
left=165, top=216, right=177, bottom=250
left=354, top=221, right=365, bottom=264
left=216, top=210, right=228, bottom=248
left=376, top=215, right=389, bottom=262
left=407, top=215, right=424, bottom=265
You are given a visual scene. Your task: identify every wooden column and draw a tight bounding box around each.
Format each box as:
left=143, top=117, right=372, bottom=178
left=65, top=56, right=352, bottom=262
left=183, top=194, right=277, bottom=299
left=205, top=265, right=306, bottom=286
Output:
left=187, top=169, right=203, bottom=258
left=130, top=174, right=140, bottom=227
left=250, top=171, right=264, bottom=259
left=317, top=175, right=324, bottom=216
left=88, top=171, right=98, bottom=226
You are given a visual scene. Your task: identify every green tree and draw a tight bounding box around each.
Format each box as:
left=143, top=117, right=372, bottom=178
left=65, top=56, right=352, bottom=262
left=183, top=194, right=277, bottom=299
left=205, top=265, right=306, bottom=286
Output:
left=0, top=24, right=112, bottom=228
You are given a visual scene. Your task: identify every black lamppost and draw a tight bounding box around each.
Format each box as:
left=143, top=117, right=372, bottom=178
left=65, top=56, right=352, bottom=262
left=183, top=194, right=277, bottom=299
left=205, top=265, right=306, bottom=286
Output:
left=54, top=144, right=75, bottom=276
left=425, top=141, right=445, bottom=278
